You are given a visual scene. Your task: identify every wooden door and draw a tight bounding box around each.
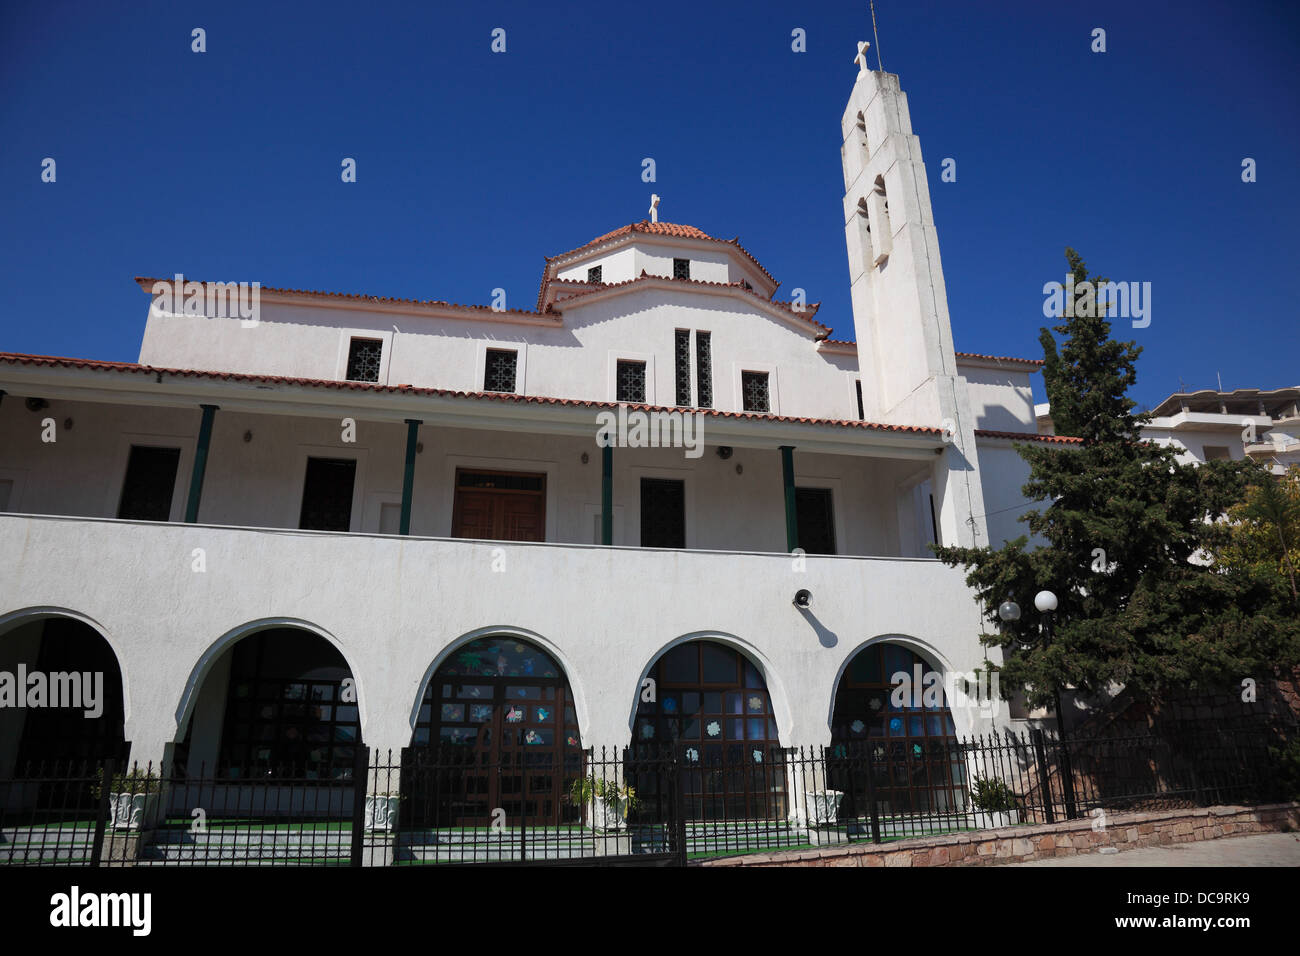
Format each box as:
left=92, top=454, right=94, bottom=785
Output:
left=450, top=470, right=545, bottom=542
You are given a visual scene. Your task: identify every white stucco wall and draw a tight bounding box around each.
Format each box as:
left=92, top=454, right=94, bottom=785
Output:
left=0, top=513, right=998, bottom=766
left=960, top=365, right=1037, bottom=432
left=136, top=285, right=865, bottom=423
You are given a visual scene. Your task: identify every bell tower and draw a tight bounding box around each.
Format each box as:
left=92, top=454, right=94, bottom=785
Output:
left=841, top=49, right=987, bottom=548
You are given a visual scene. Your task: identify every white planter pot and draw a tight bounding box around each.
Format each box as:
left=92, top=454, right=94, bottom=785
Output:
left=365, top=795, right=401, bottom=831
left=973, top=809, right=1020, bottom=830
left=807, top=790, right=844, bottom=825
left=109, top=791, right=162, bottom=831
left=588, top=798, right=629, bottom=832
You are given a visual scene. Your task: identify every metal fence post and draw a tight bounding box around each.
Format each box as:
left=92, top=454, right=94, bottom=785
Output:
left=673, top=744, right=688, bottom=866
left=90, top=757, right=114, bottom=867
left=350, top=747, right=369, bottom=868
left=1030, top=729, right=1056, bottom=825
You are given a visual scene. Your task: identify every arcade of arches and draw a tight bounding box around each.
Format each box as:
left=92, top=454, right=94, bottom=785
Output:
left=1, top=616, right=963, bottom=824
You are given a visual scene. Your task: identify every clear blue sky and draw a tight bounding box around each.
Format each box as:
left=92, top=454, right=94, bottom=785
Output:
left=2, top=0, right=1296, bottom=412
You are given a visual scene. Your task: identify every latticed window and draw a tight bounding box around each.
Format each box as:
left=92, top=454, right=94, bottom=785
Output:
left=673, top=258, right=690, bottom=280
left=346, top=337, right=382, bottom=382
left=617, top=360, right=646, bottom=403
left=484, top=348, right=517, bottom=393
left=675, top=330, right=692, bottom=406
left=587, top=265, right=602, bottom=283
left=742, top=370, right=769, bottom=412
left=696, top=331, right=712, bottom=408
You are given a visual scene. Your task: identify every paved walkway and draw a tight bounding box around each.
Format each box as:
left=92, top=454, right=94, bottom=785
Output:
left=1002, top=832, right=1300, bottom=866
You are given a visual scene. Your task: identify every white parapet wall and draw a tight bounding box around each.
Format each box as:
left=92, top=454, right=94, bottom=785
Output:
left=0, top=513, right=1001, bottom=764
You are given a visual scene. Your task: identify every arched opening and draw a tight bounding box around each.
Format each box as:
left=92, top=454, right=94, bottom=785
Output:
left=632, top=640, right=784, bottom=821
left=406, top=636, right=582, bottom=827
left=175, top=626, right=360, bottom=780
left=0, top=615, right=127, bottom=778
left=829, top=641, right=962, bottom=817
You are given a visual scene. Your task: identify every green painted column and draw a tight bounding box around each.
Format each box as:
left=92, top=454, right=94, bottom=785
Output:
left=780, top=445, right=798, bottom=552
left=184, top=404, right=219, bottom=523
left=400, top=419, right=422, bottom=535
left=601, top=443, right=613, bottom=545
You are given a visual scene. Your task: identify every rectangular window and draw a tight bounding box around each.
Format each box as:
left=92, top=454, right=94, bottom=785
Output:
left=673, top=258, right=690, bottom=280
left=587, top=265, right=602, bottom=283
left=795, top=488, right=836, bottom=555
left=117, top=445, right=181, bottom=521
left=641, top=478, right=685, bottom=549
left=856, top=379, right=865, bottom=420
left=617, top=359, right=647, bottom=403
left=299, top=457, right=357, bottom=532
left=696, top=331, right=712, bottom=408
left=674, top=330, right=692, bottom=406
left=1203, top=445, right=1231, bottom=461
left=483, top=348, right=518, bottom=393
left=741, top=370, right=770, bottom=413
left=346, top=337, right=382, bottom=383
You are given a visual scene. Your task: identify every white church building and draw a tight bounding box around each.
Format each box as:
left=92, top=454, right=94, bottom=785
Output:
left=0, top=63, right=1077, bottom=816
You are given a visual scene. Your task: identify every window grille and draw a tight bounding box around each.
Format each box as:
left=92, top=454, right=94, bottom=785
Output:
left=484, top=348, right=518, bottom=393
left=696, top=332, right=712, bottom=408
left=617, top=360, right=647, bottom=403
left=742, top=370, right=769, bottom=413
left=675, top=330, right=692, bottom=406
left=587, top=265, right=602, bottom=283
left=346, top=338, right=382, bottom=382
left=673, top=258, right=690, bottom=280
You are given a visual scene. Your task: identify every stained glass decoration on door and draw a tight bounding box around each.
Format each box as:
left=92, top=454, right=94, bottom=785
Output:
left=829, top=642, right=962, bottom=818
left=631, top=641, right=784, bottom=822
left=410, top=637, right=581, bottom=826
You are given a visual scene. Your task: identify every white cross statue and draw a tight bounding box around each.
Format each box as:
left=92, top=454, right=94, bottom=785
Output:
left=854, top=40, right=871, bottom=74
left=649, top=194, right=660, bottom=224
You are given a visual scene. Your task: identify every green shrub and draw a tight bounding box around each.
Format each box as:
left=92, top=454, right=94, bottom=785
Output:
left=90, top=767, right=160, bottom=800
left=970, top=775, right=1019, bottom=812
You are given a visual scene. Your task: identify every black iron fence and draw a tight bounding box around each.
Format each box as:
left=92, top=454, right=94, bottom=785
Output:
left=0, top=722, right=1291, bottom=866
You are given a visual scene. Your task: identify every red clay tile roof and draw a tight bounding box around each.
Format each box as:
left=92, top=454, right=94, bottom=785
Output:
left=955, top=351, right=1044, bottom=367
left=545, top=221, right=778, bottom=288
left=135, top=277, right=558, bottom=322
left=974, top=429, right=1083, bottom=444
left=0, top=352, right=942, bottom=438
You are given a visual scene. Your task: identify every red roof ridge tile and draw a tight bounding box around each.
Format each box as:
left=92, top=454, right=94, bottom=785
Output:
left=974, top=428, right=1083, bottom=444
left=954, top=351, right=1044, bottom=367
left=134, top=276, right=559, bottom=322
left=544, top=221, right=778, bottom=287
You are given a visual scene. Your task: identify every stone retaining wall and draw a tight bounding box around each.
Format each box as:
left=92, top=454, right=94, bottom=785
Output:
left=695, top=802, right=1300, bottom=867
